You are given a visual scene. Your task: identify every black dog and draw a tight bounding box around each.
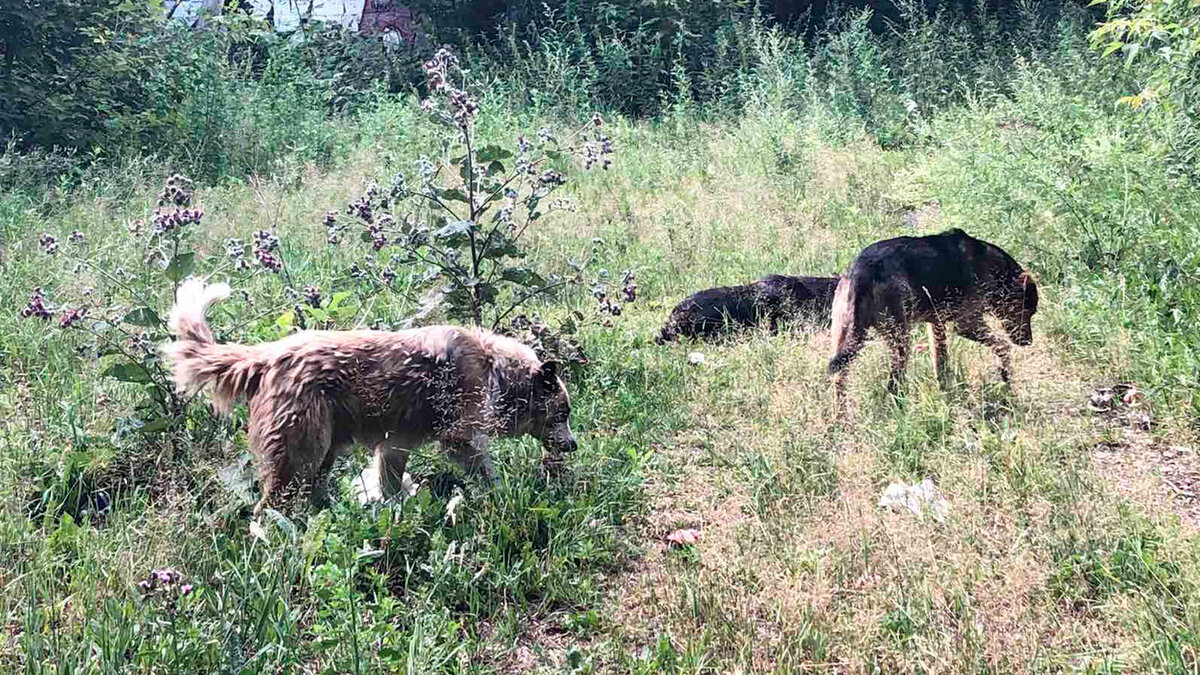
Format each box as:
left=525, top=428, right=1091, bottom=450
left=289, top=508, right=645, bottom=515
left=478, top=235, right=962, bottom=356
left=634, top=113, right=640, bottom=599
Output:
left=828, top=228, right=1039, bottom=409
left=657, top=275, right=839, bottom=343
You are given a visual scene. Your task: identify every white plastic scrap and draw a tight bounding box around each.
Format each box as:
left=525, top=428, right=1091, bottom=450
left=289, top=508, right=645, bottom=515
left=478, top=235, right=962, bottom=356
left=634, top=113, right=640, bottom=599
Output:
left=354, top=464, right=382, bottom=504
left=354, top=465, right=419, bottom=505
left=687, top=351, right=706, bottom=366
left=878, top=479, right=949, bottom=523
left=445, top=492, right=465, bottom=526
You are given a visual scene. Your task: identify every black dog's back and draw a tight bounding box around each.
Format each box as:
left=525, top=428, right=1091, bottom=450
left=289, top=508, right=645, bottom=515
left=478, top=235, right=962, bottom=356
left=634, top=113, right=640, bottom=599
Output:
left=841, top=228, right=1024, bottom=319
left=658, top=274, right=838, bottom=343
left=759, top=275, right=838, bottom=320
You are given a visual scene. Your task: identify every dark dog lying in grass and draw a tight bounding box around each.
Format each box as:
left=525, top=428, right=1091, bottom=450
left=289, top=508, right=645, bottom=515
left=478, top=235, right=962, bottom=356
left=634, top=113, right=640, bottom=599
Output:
left=828, top=228, right=1038, bottom=410
left=657, top=274, right=838, bottom=343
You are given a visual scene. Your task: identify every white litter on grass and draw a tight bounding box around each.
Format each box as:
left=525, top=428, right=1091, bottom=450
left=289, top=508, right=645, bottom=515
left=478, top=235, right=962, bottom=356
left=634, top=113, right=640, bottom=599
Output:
left=687, top=351, right=706, bottom=366
left=445, top=491, right=464, bottom=526
left=878, top=479, right=949, bottom=523
left=353, top=465, right=419, bottom=505
left=248, top=520, right=268, bottom=543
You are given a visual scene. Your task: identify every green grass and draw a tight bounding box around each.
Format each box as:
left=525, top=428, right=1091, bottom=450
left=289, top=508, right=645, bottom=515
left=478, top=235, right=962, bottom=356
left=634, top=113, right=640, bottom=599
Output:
left=4, top=15, right=1200, bottom=674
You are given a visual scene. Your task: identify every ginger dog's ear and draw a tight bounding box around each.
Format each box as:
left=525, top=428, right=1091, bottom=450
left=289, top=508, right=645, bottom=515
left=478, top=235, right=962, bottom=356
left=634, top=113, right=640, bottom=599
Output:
left=534, top=361, right=560, bottom=388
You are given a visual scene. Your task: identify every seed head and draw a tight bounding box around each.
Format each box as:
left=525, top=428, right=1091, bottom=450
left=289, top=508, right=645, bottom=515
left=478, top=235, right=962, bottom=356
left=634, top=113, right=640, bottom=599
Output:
left=303, top=285, right=321, bottom=307
left=59, top=307, right=87, bottom=329
left=21, top=288, right=52, bottom=320
left=38, top=233, right=58, bottom=254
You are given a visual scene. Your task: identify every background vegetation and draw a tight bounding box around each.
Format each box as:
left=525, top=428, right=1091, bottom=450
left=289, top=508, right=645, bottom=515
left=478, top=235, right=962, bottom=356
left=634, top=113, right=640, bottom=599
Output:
left=2, top=0, right=1199, bottom=672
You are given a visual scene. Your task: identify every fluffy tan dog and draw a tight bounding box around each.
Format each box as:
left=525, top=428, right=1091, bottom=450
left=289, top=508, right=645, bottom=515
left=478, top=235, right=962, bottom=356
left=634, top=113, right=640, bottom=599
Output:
left=161, top=279, right=576, bottom=514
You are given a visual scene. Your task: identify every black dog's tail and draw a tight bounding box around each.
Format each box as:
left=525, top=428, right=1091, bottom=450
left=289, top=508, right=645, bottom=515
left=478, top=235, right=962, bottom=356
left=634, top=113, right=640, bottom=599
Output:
left=827, top=276, right=862, bottom=375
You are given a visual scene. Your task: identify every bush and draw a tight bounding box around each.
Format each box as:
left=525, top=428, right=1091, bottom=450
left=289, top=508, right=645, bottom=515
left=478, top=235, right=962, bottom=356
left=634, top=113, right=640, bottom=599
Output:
left=0, top=0, right=165, bottom=152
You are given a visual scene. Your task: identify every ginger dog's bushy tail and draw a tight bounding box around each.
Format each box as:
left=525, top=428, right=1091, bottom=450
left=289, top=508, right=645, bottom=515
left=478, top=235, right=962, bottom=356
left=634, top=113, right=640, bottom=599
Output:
left=161, top=279, right=262, bottom=413
left=827, top=276, right=861, bottom=375
left=168, top=278, right=230, bottom=343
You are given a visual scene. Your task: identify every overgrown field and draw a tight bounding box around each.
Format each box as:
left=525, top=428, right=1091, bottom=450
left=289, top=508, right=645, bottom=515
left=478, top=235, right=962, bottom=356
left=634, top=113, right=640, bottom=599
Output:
left=4, top=3, right=1200, bottom=674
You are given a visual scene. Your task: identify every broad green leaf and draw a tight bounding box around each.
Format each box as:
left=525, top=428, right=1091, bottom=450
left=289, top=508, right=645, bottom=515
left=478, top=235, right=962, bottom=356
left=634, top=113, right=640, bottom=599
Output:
left=501, top=267, right=545, bottom=287
left=122, top=307, right=160, bottom=327
left=139, top=417, right=170, bottom=434
left=102, top=362, right=153, bottom=384
left=476, top=145, right=514, bottom=162
left=439, top=188, right=470, bottom=203
left=327, top=291, right=352, bottom=311
left=435, top=220, right=474, bottom=240
left=164, top=251, right=195, bottom=282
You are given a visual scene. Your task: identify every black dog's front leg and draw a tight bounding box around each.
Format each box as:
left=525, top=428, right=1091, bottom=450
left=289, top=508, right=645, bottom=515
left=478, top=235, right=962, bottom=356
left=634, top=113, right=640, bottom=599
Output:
left=956, top=315, right=1012, bottom=383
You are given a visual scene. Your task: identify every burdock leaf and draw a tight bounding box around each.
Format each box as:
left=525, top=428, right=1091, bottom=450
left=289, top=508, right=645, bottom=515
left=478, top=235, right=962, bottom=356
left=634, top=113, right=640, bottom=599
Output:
left=476, top=146, right=513, bottom=162
left=102, top=362, right=153, bottom=384
left=436, top=219, right=472, bottom=240
left=501, top=267, right=545, bottom=287
left=163, top=252, right=195, bottom=282
left=439, top=188, right=470, bottom=204
left=122, top=307, right=160, bottom=327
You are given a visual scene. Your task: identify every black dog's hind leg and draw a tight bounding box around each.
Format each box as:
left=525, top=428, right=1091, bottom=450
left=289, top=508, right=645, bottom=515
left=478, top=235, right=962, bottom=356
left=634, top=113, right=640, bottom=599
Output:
left=880, top=322, right=910, bottom=396
left=927, top=320, right=948, bottom=384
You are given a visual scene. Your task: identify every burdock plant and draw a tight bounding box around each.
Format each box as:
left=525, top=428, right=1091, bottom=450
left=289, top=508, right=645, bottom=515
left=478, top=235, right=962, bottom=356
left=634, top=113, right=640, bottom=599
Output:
left=19, top=173, right=297, bottom=439
left=337, top=46, right=620, bottom=331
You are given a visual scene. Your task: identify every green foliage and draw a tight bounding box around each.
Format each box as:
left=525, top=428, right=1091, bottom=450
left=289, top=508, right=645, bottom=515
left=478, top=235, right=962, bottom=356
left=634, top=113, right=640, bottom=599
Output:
left=0, top=0, right=166, bottom=152
left=1090, top=0, right=1200, bottom=108
left=333, top=48, right=630, bottom=336
left=0, top=4, right=364, bottom=183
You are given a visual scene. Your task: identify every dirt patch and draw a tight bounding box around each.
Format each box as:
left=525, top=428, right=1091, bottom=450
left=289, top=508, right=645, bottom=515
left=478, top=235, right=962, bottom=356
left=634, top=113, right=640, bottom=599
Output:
left=1092, top=429, right=1200, bottom=530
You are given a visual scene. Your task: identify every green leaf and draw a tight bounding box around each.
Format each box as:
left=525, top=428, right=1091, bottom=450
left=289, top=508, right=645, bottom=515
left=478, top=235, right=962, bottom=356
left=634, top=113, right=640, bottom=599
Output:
left=483, top=238, right=521, bottom=259
left=139, top=417, right=170, bottom=434
left=276, top=311, right=295, bottom=329
left=435, top=220, right=474, bottom=242
left=102, top=362, right=153, bottom=384
left=477, top=145, right=514, bottom=162
left=486, top=160, right=506, bottom=176
left=1125, top=41, right=1142, bottom=66
left=327, top=291, right=352, bottom=312
left=501, top=267, right=546, bottom=287
left=439, top=188, right=470, bottom=203
left=163, top=251, right=195, bottom=282
left=122, top=307, right=160, bottom=327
